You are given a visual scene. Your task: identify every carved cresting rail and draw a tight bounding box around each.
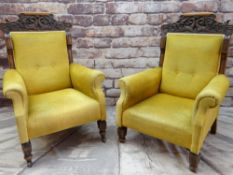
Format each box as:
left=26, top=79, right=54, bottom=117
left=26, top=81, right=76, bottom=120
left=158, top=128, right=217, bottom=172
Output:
left=0, top=12, right=72, bottom=106
left=161, top=13, right=233, bottom=36
left=159, top=13, right=233, bottom=71
left=0, top=13, right=72, bottom=33
left=159, top=13, right=233, bottom=172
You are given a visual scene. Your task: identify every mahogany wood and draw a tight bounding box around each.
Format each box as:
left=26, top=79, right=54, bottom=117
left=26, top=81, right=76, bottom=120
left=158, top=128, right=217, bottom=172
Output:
left=97, top=120, right=107, bottom=142
left=118, top=127, right=127, bottom=143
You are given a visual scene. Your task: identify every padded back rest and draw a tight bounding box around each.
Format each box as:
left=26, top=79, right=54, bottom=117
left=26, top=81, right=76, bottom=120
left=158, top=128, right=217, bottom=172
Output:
left=160, top=33, right=224, bottom=99
left=10, top=31, right=71, bottom=94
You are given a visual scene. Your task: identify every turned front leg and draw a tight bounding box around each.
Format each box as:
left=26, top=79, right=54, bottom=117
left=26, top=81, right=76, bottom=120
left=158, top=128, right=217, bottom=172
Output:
left=210, top=119, right=217, bottom=134
left=21, top=141, right=32, bottom=167
left=189, top=151, right=200, bottom=173
left=97, top=120, right=107, bottom=142
left=118, top=127, right=127, bottom=143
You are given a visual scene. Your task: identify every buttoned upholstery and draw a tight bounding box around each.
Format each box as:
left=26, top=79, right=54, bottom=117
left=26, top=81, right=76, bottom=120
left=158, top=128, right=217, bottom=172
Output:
left=3, top=31, right=106, bottom=144
left=10, top=31, right=71, bottom=94
left=116, top=33, right=229, bottom=157
left=161, top=33, right=224, bottom=98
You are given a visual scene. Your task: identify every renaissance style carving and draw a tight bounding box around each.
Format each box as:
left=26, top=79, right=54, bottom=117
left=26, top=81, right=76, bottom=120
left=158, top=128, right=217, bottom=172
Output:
left=0, top=13, right=72, bottom=33
left=161, top=14, right=233, bottom=36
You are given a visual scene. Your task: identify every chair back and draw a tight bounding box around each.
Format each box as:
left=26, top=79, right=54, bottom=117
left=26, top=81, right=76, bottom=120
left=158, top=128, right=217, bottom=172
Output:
left=10, top=31, right=71, bottom=94
left=0, top=12, right=73, bottom=95
left=160, top=33, right=224, bottom=98
left=159, top=13, right=233, bottom=99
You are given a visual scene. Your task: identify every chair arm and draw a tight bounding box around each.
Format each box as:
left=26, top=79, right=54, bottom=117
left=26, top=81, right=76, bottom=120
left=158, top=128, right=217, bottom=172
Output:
left=3, top=69, right=29, bottom=143
left=70, top=63, right=106, bottom=120
left=193, top=74, right=229, bottom=126
left=116, top=67, right=162, bottom=126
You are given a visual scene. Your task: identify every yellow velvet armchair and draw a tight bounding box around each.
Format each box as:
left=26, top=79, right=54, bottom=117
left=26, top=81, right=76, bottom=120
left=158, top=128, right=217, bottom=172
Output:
left=116, top=13, right=232, bottom=172
left=2, top=13, right=106, bottom=167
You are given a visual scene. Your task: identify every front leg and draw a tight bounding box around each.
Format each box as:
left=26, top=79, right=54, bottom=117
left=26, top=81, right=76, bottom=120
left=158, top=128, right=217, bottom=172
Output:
left=21, top=141, right=32, bottom=167
left=210, top=119, right=217, bottom=134
left=118, top=127, right=127, bottom=143
left=97, top=120, right=107, bottom=142
left=189, top=151, right=200, bottom=173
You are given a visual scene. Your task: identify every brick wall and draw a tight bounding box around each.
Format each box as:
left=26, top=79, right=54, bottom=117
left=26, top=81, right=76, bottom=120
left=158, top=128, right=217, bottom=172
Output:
left=0, top=0, right=233, bottom=106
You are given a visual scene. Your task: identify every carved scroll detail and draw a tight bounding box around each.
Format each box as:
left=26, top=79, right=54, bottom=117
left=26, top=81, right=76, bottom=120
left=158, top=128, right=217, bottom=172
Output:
left=0, top=13, right=71, bottom=33
left=161, top=14, right=233, bottom=36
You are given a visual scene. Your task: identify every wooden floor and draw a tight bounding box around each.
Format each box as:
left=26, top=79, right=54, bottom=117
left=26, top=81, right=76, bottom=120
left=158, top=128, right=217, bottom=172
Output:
left=0, top=106, right=233, bottom=175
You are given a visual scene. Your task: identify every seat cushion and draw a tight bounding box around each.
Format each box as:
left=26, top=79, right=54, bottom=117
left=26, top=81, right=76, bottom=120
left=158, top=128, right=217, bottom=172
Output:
left=28, top=88, right=101, bottom=138
left=123, top=93, right=194, bottom=148
left=160, top=33, right=224, bottom=99
left=10, top=31, right=71, bottom=95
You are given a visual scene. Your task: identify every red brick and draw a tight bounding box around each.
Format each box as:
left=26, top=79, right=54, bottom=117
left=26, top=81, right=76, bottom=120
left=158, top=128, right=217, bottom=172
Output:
left=112, top=14, right=128, bottom=25
left=71, top=27, right=86, bottom=38
left=76, top=38, right=93, bottom=48
left=181, top=2, right=197, bottom=13
left=93, top=15, right=110, bottom=26
left=106, top=2, right=139, bottom=14
left=0, top=3, right=24, bottom=15
left=221, top=0, right=233, bottom=12
left=68, top=3, right=104, bottom=14
left=73, top=15, right=93, bottom=27
left=86, top=26, right=124, bottom=38
left=94, top=38, right=112, bottom=48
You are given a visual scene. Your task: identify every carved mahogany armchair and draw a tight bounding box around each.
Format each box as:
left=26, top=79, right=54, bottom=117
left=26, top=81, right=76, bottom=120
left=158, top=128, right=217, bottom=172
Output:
left=116, top=13, right=233, bottom=172
left=0, top=13, right=107, bottom=167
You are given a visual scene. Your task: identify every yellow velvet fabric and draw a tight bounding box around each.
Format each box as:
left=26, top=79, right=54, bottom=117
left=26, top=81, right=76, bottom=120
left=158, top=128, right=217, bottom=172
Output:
left=191, top=75, right=229, bottom=153
left=10, top=31, right=71, bottom=94
left=123, top=93, right=193, bottom=148
left=161, top=33, right=224, bottom=99
left=3, top=31, right=106, bottom=144
left=116, top=67, right=162, bottom=126
left=70, top=63, right=106, bottom=120
left=3, top=69, right=29, bottom=143
left=116, top=33, right=229, bottom=154
left=28, top=88, right=100, bottom=138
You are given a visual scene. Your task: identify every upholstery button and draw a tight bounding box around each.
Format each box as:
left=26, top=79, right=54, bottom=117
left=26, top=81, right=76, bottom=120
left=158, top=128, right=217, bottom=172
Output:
left=174, top=69, right=178, bottom=74
left=35, top=64, right=40, bottom=70
left=51, top=62, right=56, bottom=67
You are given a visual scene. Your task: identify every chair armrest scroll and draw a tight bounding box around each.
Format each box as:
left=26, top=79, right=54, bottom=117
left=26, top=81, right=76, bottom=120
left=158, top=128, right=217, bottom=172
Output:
left=3, top=69, right=29, bottom=143
left=70, top=63, right=106, bottom=120
left=193, top=74, right=229, bottom=126
left=116, top=67, right=162, bottom=126
left=3, top=69, right=28, bottom=116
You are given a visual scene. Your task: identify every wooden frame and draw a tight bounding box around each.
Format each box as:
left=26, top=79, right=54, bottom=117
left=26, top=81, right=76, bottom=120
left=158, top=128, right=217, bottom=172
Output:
left=0, top=12, right=73, bottom=167
left=159, top=13, right=233, bottom=173
left=0, top=13, right=73, bottom=68
left=1, top=12, right=107, bottom=167
left=159, top=13, right=233, bottom=74
left=119, top=13, right=233, bottom=173
left=0, top=12, right=72, bottom=32
left=4, top=33, right=73, bottom=69
left=159, top=36, right=230, bottom=74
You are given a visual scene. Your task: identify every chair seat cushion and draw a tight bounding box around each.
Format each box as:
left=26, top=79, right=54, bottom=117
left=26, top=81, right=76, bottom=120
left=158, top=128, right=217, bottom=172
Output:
left=123, top=93, right=194, bottom=148
left=28, top=88, right=101, bottom=138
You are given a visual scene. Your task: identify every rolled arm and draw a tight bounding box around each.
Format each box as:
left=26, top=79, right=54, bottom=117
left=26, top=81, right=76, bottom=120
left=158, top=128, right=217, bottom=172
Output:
left=191, top=74, right=229, bottom=153
left=3, top=69, right=29, bottom=143
left=193, top=74, right=230, bottom=126
left=116, top=67, right=162, bottom=126
left=70, top=63, right=106, bottom=120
